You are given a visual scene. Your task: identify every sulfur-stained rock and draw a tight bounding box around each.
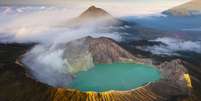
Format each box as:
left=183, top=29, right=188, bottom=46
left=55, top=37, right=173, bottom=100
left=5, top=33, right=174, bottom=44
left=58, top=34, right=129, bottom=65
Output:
left=63, top=36, right=140, bottom=65
left=63, top=39, right=94, bottom=74
left=62, top=36, right=139, bottom=73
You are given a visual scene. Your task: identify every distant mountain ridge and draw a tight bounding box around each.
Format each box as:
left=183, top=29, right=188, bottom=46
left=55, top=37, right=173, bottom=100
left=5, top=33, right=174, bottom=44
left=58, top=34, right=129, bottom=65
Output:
left=163, top=0, right=201, bottom=16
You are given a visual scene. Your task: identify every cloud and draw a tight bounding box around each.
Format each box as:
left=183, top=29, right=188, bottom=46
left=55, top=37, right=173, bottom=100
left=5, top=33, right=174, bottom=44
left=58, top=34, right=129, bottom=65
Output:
left=182, top=27, right=201, bottom=31
left=0, top=7, right=122, bottom=44
left=142, top=37, right=201, bottom=55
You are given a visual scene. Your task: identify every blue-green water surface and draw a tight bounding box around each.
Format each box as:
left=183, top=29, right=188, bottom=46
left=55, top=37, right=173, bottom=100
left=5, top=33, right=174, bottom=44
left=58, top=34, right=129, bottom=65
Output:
left=69, top=63, right=160, bottom=92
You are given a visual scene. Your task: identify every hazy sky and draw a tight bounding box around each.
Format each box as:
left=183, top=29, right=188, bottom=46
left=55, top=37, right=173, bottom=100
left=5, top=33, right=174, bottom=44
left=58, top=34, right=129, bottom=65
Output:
left=0, top=0, right=191, bottom=15
left=0, top=0, right=190, bottom=6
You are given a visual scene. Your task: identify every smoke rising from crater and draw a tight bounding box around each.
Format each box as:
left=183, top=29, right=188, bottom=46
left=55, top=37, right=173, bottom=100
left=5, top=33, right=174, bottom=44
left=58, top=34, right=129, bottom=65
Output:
left=0, top=7, right=124, bottom=87
left=22, top=45, right=73, bottom=87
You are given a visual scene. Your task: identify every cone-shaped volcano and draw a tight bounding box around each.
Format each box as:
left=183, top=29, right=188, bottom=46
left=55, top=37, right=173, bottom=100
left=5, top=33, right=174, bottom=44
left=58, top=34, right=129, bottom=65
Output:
left=79, top=5, right=113, bottom=19
left=65, top=5, right=122, bottom=26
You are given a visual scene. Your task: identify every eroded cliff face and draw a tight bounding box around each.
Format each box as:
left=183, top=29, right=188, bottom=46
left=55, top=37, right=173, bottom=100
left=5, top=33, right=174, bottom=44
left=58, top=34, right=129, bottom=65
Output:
left=150, top=59, right=191, bottom=98
left=62, top=36, right=139, bottom=73
left=0, top=39, right=192, bottom=101
left=83, top=36, right=137, bottom=64
left=63, top=38, right=94, bottom=74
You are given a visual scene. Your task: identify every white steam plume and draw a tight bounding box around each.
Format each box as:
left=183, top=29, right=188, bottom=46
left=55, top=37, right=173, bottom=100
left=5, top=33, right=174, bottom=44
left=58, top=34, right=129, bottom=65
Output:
left=22, top=45, right=74, bottom=87
left=0, top=6, right=122, bottom=87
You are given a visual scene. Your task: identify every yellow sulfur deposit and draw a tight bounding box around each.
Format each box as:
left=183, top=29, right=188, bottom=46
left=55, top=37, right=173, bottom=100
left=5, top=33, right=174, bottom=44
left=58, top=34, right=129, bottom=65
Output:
left=50, top=87, right=162, bottom=101
left=184, top=73, right=192, bottom=88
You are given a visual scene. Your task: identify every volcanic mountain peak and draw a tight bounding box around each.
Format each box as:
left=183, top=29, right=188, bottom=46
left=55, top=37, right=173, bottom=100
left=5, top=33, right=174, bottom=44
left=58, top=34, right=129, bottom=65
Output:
left=65, top=5, right=122, bottom=27
left=79, top=5, right=112, bottom=19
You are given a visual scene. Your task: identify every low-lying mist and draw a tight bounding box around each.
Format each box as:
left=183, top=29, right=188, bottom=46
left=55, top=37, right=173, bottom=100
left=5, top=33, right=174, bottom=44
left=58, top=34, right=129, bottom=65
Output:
left=140, top=37, right=201, bottom=55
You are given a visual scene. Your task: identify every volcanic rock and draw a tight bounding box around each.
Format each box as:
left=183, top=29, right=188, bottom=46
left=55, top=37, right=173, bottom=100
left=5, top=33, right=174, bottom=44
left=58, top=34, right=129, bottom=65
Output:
left=63, top=36, right=140, bottom=73
left=150, top=59, right=190, bottom=97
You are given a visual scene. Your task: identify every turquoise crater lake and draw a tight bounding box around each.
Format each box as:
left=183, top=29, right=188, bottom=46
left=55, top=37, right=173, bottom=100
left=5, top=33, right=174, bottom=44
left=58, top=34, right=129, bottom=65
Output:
left=69, top=63, right=160, bottom=92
